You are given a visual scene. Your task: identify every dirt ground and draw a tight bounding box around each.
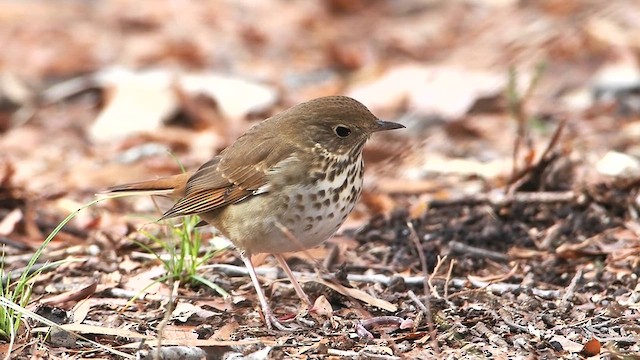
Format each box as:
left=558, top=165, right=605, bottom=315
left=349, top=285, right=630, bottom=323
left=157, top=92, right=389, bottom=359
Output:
left=1, top=0, right=640, bottom=359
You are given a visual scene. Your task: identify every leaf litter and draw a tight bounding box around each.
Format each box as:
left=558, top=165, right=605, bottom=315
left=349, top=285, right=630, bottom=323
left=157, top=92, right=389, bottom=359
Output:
left=1, top=0, right=640, bottom=359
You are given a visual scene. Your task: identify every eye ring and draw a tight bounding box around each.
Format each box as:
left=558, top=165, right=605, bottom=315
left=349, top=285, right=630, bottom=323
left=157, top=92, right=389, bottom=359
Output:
left=334, top=125, right=352, bottom=138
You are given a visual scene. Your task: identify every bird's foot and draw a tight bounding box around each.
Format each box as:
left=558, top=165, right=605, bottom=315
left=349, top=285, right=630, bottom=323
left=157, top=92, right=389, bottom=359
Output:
left=265, top=312, right=297, bottom=331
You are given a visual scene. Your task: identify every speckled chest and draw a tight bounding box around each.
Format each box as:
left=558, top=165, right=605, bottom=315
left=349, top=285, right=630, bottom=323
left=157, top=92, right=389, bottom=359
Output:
left=271, top=152, right=364, bottom=252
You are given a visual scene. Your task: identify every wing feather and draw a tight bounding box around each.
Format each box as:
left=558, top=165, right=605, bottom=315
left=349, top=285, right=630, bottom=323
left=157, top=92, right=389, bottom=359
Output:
left=161, top=122, right=299, bottom=219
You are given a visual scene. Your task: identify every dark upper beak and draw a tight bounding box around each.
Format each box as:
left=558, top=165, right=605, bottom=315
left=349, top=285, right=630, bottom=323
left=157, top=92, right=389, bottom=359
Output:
left=374, top=120, right=405, bottom=132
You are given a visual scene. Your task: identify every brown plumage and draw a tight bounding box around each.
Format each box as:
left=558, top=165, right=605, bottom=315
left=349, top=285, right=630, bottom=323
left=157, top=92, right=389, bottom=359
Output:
left=104, top=96, right=404, bottom=330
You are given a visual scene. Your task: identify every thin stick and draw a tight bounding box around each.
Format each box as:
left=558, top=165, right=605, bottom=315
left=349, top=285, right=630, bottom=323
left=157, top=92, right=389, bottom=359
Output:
left=406, top=221, right=439, bottom=353
left=560, top=267, right=583, bottom=310
left=444, top=259, right=455, bottom=300
left=407, top=290, right=429, bottom=315
left=428, top=191, right=576, bottom=208
left=449, top=241, right=508, bottom=262
left=155, top=280, right=179, bottom=360
left=208, top=264, right=564, bottom=299
left=427, top=256, right=446, bottom=299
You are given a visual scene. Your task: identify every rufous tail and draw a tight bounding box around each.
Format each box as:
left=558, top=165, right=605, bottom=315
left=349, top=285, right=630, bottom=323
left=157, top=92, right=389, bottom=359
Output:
left=100, top=173, right=190, bottom=199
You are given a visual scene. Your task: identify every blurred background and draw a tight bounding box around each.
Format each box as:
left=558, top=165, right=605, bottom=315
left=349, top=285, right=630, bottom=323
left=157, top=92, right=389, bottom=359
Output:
left=1, top=0, right=639, bottom=200
left=1, top=1, right=640, bottom=357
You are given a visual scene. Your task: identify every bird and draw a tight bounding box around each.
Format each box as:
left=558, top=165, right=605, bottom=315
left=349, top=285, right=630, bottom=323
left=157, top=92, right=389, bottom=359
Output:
left=104, top=96, right=404, bottom=330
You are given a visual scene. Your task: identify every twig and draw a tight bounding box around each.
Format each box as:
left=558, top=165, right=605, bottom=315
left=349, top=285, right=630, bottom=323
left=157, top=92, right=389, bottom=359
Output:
left=155, top=280, right=179, bottom=360
left=406, top=221, right=429, bottom=298
left=508, top=120, right=566, bottom=193
left=0, top=236, right=31, bottom=250
left=360, top=316, right=413, bottom=331
left=444, top=259, right=455, bottom=300
left=407, top=290, right=429, bottom=316
left=327, top=349, right=401, bottom=360
left=537, top=222, right=562, bottom=250
left=449, top=241, right=509, bottom=262
left=137, top=346, right=207, bottom=360
left=322, top=243, right=340, bottom=270
left=506, top=67, right=532, bottom=192
left=427, top=255, right=446, bottom=299
left=539, top=120, right=566, bottom=165
left=560, top=268, right=583, bottom=310
left=406, top=221, right=439, bottom=353
left=2, top=245, right=94, bottom=264
left=465, top=277, right=561, bottom=299
left=473, top=322, right=508, bottom=348
left=1, top=262, right=62, bottom=284
left=497, top=308, right=528, bottom=333
left=505, top=64, right=547, bottom=194
left=207, top=264, right=563, bottom=299
left=102, top=288, right=171, bottom=302
left=428, top=191, right=576, bottom=208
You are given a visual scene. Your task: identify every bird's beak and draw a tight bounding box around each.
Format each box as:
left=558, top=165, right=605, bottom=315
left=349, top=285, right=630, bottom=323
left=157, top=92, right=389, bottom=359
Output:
left=374, top=120, right=405, bottom=132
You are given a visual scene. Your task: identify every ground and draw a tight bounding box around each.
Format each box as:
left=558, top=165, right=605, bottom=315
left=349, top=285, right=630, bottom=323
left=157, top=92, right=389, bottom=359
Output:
left=1, top=0, right=640, bottom=359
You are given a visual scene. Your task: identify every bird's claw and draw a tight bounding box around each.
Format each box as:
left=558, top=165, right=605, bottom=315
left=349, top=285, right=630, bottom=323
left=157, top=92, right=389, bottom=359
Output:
left=266, top=314, right=296, bottom=331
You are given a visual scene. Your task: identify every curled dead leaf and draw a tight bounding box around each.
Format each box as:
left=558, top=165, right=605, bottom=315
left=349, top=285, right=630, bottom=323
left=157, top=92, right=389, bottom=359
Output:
left=580, top=338, right=601, bottom=357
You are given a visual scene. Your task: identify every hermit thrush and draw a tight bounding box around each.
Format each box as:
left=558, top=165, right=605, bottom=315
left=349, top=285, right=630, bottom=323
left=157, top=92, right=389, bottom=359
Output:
left=105, top=96, right=404, bottom=330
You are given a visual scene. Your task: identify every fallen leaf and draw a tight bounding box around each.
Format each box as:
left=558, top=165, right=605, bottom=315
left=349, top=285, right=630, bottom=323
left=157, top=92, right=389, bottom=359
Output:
left=595, top=151, right=640, bottom=177
left=0, top=208, right=22, bottom=236
left=40, top=281, right=97, bottom=306
left=313, top=279, right=397, bottom=312
left=194, top=298, right=234, bottom=313
left=172, top=302, right=217, bottom=322
left=32, top=323, right=155, bottom=339
left=348, top=64, right=510, bottom=119
left=160, top=325, right=199, bottom=340
left=179, top=73, right=278, bottom=119
left=210, top=321, right=239, bottom=341
left=90, top=68, right=177, bottom=142
left=549, top=335, right=583, bottom=353
left=313, top=295, right=334, bottom=318
left=71, top=298, right=92, bottom=324
left=580, top=338, right=601, bottom=357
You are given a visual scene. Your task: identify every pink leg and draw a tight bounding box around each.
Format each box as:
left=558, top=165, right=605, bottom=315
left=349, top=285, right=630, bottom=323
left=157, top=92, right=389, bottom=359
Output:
left=239, top=251, right=292, bottom=331
left=274, top=254, right=313, bottom=307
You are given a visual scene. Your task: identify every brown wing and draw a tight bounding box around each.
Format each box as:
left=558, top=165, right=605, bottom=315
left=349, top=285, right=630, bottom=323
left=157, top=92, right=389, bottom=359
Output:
left=160, top=121, right=298, bottom=219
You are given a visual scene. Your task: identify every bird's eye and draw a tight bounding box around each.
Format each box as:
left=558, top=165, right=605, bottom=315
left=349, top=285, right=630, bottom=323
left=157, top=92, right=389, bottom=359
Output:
left=334, top=125, right=351, bottom=138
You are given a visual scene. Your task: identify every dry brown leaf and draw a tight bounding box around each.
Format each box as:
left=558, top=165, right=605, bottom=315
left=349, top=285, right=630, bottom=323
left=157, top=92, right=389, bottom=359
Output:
left=82, top=68, right=277, bottom=142
left=580, top=338, right=601, bottom=357
left=160, top=325, right=199, bottom=340
left=360, top=191, right=395, bottom=215
left=210, top=321, right=240, bottom=341
left=313, top=279, right=397, bottom=312
left=507, top=247, right=547, bottom=259
left=194, top=298, right=234, bottom=313
left=71, top=298, right=92, bottom=324
left=376, top=178, right=442, bottom=196
left=348, top=65, right=510, bottom=118
left=312, top=295, right=334, bottom=318
left=32, top=323, right=155, bottom=339
left=0, top=208, right=22, bottom=236
left=90, top=69, right=178, bottom=142
left=121, top=338, right=272, bottom=349
left=40, top=281, right=97, bottom=306
left=550, top=335, right=583, bottom=353
left=467, top=264, right=518, bottom=283
left=172, top=302, right=217, bottom=322
left=123, top=265, right=170, bottom=296
left=556, top=228, right=638, bottom=259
